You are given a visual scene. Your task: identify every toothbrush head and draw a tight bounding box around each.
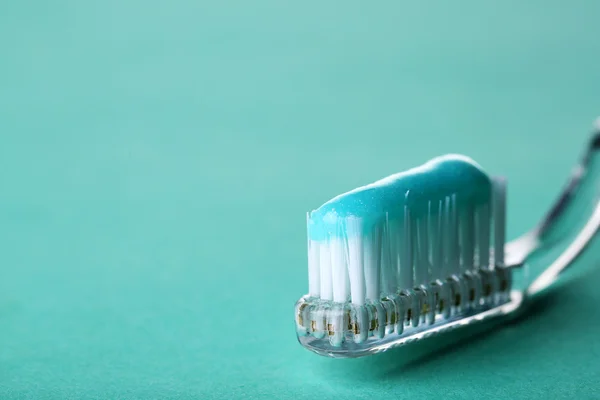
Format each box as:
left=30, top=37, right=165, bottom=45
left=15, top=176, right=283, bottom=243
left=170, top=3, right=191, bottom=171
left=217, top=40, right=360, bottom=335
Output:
left=296, top=155, right=520, bottom=358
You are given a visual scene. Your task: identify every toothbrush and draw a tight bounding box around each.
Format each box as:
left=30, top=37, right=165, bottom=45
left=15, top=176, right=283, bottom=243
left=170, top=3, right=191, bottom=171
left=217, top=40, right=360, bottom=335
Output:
left=295, top=119, right=600, bottom=358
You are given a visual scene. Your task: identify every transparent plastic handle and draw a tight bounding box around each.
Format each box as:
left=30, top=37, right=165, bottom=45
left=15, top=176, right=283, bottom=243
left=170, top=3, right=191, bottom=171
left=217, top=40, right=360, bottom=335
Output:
left=506, top=123, right=600, bottom=297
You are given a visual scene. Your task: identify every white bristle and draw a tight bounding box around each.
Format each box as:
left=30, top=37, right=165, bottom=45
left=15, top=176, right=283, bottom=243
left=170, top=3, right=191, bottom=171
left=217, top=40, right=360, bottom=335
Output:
left=380, top=214, right=395, bottom=294
left=444, top=195, right=460, bottom=277
left=476, top=203, right=491, bottom=269
left=330, top=238, right=349, bottom=303
left=415, top=217, right=430, bottom=286
left=364, top=226, right=382, bottom=302
left=346, top=218, right=366, bottom=305
left=459, top=204, right=475, bottom=272
left=399, top=206, right=413, bottom=289
left=493, top=178, right=507, bottom=266
left=319, top=243, right=333, bottom=301
left=308, top=240, right=320, bottom=296
left=430, top=200, right=444, bottom=278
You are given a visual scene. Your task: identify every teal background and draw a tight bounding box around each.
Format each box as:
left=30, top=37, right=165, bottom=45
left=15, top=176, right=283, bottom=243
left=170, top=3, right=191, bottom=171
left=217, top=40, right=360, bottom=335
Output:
left=1, top=1, right=600, bottom=398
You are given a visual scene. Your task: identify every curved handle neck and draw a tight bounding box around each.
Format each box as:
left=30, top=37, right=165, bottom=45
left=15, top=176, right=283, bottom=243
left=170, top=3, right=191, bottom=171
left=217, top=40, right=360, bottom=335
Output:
left=505, top=122, right=600, bottom=297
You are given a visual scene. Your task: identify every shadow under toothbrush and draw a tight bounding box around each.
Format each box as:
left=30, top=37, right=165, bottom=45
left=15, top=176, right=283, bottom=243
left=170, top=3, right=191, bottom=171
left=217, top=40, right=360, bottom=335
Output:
left=315, top=258, right=600, bottom=381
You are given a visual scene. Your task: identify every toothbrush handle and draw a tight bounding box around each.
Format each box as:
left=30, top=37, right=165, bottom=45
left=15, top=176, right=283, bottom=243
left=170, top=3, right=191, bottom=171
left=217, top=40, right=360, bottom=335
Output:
left=507, top=121, right=600, bottom=297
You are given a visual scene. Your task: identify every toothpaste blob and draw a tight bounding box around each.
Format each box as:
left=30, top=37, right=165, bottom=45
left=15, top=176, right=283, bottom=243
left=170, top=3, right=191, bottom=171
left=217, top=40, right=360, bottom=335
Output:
left=308, top=154, right=492, bottom=242
left=301, top=152, right=506, bottom=350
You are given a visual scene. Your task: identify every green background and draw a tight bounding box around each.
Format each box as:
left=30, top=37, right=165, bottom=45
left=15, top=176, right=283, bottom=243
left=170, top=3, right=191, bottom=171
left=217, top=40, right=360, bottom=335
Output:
left=1, top=1, right=600, bottom=398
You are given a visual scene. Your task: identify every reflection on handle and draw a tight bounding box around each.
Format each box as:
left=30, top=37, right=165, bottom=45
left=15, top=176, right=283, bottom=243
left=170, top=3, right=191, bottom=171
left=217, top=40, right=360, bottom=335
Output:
left=527, top=202, right=600, bottom=295
left=505, top=120, right=600, bottom=297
